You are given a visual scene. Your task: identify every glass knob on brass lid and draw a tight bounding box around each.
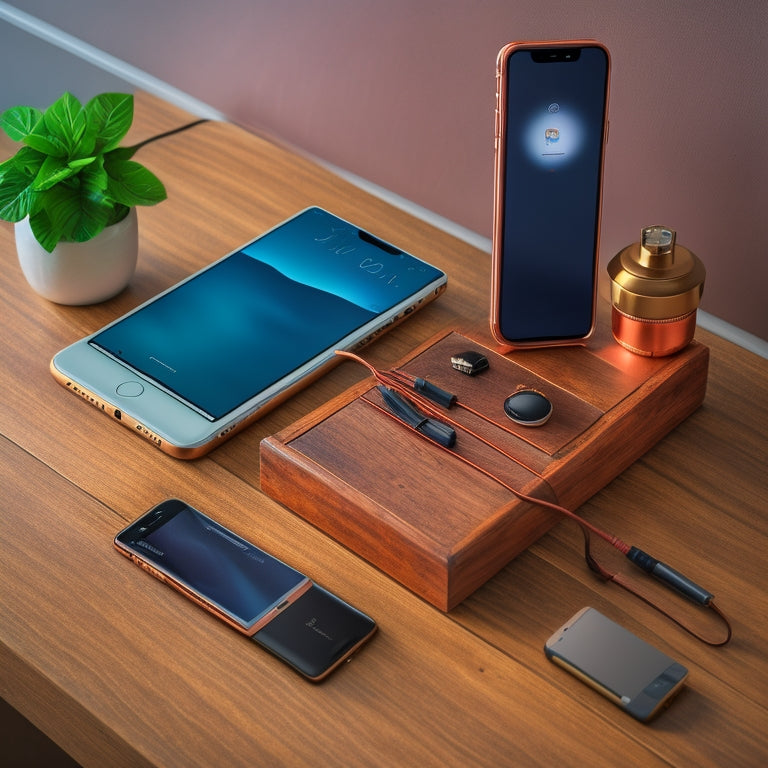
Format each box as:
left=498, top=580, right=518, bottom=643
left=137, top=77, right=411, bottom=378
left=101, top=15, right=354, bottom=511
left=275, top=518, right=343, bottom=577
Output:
left=606, top=226, right=706, bottom=357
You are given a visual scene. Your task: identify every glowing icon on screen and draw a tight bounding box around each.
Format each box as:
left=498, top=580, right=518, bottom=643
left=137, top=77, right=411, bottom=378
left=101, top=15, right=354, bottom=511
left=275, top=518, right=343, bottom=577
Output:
left=524, top=104, right=583, bottom=167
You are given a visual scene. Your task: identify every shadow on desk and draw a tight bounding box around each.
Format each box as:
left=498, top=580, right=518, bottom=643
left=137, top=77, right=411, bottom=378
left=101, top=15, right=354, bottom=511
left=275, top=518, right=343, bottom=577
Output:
left=1, top=698, right=82, bottom=768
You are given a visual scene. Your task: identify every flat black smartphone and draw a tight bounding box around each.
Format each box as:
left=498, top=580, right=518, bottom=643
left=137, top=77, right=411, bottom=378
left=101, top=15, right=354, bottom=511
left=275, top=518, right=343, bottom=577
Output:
left=544, top=607, right=688, bottom=721
left=491, top=41, right=610, bottom=348
left=115, top=499, right=377, bottom=681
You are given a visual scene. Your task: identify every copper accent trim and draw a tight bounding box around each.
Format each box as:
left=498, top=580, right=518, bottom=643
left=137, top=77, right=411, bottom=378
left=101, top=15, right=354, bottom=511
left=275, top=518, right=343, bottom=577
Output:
left=611, top=307, right=697, bottom=357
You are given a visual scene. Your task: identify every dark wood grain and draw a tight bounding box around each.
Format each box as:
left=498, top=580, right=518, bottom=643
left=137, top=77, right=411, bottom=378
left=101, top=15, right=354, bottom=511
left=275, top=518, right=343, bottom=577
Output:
left=2, top=92, right=767, bottom=768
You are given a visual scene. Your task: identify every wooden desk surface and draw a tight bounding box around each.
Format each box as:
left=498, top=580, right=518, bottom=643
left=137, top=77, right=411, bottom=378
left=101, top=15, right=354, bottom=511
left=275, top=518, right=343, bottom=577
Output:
left=2, top=93, right=767, bottom=768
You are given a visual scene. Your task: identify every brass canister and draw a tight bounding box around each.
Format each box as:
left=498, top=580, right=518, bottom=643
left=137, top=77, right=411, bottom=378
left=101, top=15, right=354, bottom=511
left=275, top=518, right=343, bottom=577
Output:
left=607, top=226, right=705, bottom=357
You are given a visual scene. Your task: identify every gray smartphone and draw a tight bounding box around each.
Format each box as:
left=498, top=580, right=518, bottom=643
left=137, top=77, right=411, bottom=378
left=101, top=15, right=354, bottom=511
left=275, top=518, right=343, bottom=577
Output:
left=51, top=207, right=447, bottom=458
left=544, top=607, right=688, bottom=721
left=115, top=499, right=377, bottom=682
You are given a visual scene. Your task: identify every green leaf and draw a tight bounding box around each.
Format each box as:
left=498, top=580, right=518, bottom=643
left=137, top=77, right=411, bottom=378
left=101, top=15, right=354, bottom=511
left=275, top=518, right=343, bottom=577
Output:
left=0, top=162, right=35, bottom=221
left=28, top=208, right=62, bottom=252
left=42, top=92, right=87, bottom=156
left=84, top=93, right=134, bottom=154
left=102, top=146, right=136, bottom=163
left=23, top=130, right=68, bottom=157
left=104, top=156, right=167, bottom=207
left=69, top=190, right=113, bottom=243
left=3, top=146, right=46, bottom=177
left=106, top=203, right=131, bottom=227
left=32, top=155, right=78, bottom=191
left=70, top=203, right=112, bottom=242
left=68, top=156, right=98, bottom=171
left=31, top=183, right=112, bottom=249
left=79, top=157, right=110, bottom=199
left=69, top=162, right=112, bottom=242
left=0, top=105, right=43, bottom=141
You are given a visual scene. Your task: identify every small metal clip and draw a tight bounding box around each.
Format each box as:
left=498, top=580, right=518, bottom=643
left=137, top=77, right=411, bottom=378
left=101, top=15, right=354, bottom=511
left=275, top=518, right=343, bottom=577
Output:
left=450, top=351, right=489, bottom=376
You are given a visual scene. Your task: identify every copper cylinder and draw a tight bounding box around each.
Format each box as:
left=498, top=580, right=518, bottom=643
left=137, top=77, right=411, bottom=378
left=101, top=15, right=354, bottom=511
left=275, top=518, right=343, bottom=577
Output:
left=607, top=226, right=705, bottom=356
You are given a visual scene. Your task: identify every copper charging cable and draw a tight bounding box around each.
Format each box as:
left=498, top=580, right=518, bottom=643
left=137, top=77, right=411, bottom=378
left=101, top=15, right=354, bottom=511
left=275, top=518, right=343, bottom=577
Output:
left=336, top=349, right=732, bottom=646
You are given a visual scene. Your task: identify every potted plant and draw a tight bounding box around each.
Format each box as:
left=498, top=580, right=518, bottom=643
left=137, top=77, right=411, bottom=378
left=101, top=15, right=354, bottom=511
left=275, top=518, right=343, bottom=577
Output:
left=0, top=91, right=166, bottom=304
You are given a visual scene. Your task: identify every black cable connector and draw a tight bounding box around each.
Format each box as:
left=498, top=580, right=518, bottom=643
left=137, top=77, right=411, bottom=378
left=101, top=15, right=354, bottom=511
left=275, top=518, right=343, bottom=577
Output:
left=412, top=378, right=457, bottom=408
left=626, top=546, right=713, bottom=605
left=378, top=386, right=456, bottom=448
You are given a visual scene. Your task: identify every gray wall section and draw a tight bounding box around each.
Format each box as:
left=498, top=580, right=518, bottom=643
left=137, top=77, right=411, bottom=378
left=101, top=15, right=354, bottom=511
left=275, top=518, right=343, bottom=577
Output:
left=1, top=2, right=766, bottom=344
left=0, top=21, right=130, bottom=110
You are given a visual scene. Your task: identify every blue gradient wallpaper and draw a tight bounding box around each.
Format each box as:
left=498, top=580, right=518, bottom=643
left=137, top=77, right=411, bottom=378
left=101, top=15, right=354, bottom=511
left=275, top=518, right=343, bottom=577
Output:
left=92, top=208, right=443, bottom=418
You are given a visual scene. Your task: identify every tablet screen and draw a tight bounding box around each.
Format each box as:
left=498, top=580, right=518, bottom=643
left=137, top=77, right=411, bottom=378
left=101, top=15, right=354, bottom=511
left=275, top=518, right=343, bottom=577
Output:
left=91, top=208, right=444, bottom=420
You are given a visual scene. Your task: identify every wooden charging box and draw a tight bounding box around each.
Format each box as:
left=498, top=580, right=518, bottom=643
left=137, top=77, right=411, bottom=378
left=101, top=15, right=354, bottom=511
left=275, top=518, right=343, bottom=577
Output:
left=260, top=330, right=709, bottom=611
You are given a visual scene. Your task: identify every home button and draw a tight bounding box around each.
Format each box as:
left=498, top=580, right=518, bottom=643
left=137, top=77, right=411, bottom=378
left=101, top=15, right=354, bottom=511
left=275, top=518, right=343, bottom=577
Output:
left=116, top=381, right=144, bottom=397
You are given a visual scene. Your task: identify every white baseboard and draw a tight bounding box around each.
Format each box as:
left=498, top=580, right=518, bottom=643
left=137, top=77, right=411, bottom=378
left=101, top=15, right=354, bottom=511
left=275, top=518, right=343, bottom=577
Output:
left=695, top=311, right=768, bottom=359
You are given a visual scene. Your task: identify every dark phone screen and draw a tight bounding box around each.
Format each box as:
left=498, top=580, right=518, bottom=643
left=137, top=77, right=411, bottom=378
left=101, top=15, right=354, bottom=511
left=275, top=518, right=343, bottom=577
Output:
left=90, top=207, right=444, bottom=420
left=118, top=502, right=306, bottom=630
left=499, top=46, right=608, bottom=342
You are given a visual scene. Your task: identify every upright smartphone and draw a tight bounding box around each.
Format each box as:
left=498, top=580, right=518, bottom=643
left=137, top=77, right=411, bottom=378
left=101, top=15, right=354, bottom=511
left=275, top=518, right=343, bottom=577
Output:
left=51, top=207, right=447, bottom=458
left=544, top=607, right=688, bottom=721
left=491, top=41, right=610, bottom=348
left=114, top=499, right=377, bottom=681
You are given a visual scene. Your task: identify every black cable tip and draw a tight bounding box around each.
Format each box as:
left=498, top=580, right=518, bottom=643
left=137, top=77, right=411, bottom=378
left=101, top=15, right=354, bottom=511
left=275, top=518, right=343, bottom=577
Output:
left=626, top=546, right=713, bottom=605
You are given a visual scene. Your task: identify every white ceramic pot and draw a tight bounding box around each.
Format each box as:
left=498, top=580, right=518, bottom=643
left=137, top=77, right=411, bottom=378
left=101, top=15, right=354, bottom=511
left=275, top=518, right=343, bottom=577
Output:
left=15, top=208, right=139, bottom=305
